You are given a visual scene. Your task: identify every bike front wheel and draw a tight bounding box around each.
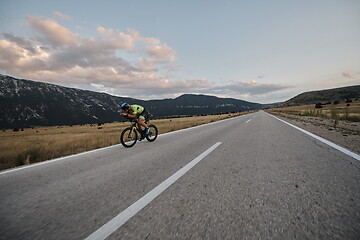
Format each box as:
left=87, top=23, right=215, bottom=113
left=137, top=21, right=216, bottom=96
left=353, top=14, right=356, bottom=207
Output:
left=146, top=124, right=158, bottom=142
left=120, top=127, right=138, bottom=148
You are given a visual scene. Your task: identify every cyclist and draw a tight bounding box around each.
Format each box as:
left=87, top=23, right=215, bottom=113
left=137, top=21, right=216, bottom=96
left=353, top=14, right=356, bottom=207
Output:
left=120, top=103, right=150, bottom=136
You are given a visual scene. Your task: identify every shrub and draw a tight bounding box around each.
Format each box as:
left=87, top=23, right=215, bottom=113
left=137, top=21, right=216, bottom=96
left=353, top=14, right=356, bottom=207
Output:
left=330, top=108, right=339, bottom=128
left=315, top=103, right=323, bottom=108
left=345, top=107, right=349, bottom=119
left=346, top=99, right=353, bottom=103
left=302, top=109, right=314, bottom=116
left=334, top=100, right=340, bottom=105
left=16, top=147, right=43, bottom=166
left=315, top=109, right=325, bottom=117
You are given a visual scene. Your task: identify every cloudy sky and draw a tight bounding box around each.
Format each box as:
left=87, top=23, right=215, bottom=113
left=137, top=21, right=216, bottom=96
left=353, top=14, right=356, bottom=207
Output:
left=0, top=0, right=359, bottom=103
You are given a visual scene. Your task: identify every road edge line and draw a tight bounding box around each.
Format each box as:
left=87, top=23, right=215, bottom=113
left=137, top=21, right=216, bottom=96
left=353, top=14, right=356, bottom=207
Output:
left=0, top=144, right=122, bottom=176
left=268, top=113, right=360, bottom=161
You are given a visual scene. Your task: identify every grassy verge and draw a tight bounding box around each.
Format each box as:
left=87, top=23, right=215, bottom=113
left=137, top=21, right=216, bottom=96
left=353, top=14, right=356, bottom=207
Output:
left=0, top=111, right=254, bottom=170
left=266, top=100, right=360, bottom=135
left=268, top=100, right=360, bottom=123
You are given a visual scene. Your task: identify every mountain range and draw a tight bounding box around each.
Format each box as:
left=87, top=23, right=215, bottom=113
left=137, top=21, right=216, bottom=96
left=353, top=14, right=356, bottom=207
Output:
left=0, top=75, right=264, bottom=129
left=2, top=74, right=358, bottom=129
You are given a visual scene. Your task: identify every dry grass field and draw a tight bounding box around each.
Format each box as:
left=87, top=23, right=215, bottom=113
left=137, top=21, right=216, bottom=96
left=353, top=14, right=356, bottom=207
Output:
left=267, top=100, right=360, bottom=134
left=268, top=100, right=360, bottom=122
left=0, top=111, right=254, bottom=170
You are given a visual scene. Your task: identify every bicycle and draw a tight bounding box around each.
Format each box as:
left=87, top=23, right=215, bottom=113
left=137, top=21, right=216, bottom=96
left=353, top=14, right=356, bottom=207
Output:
left=120, top=116, right=158, bottom=148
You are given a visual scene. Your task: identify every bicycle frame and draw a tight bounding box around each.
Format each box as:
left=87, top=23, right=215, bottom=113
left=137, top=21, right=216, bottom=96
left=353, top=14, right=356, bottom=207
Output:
left=128, top=120, right=146, bottom=139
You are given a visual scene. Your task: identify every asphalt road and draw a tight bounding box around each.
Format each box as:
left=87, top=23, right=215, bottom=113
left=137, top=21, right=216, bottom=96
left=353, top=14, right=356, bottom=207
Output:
left=1, top=111, right=359, bottom=239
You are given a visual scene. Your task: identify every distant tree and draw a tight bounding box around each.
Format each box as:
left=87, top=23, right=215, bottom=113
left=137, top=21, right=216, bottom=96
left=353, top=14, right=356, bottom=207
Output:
left=334, top=100, right=340, bottom=105
left=315, top=103, right=323, bottom=108
left=346, top=99, right=353, bottom=103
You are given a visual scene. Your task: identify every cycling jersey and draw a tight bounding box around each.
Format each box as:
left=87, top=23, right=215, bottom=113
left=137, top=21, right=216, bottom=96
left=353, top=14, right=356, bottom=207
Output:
left=129, top=105, right=144, bottom=115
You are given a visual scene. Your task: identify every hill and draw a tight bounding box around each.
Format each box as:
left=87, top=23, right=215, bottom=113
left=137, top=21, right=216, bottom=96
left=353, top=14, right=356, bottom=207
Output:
left=0, top=75, right=264, bottom=129
left=282, top=85, right=360, bottom=106
left=146, top=94, right=263, bottom=117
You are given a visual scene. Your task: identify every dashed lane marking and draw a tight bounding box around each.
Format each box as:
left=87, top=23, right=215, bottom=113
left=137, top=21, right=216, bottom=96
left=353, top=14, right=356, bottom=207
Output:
left=84, top=142, right=223, bottom=240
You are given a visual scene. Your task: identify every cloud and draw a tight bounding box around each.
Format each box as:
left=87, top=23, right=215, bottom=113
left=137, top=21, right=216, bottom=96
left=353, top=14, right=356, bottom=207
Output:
left=0, top=15, right=203, bottom=99
left=96, top=27, right=160, bottom=50
left=26, top=15, right=79, bottom=47
left=98, top=77, right=211, bottom=99
left=209, top=80, right=292, bottom=95
left=0, top=14, right=291, bottom=101
left=137, top=58, right=158, bottom=72
left=96, top=26, right=135, bottom=50
left=2, top=33, right=38, bottom=54
left=0, top=39, right=22, bottom=67
left=53, top=11, right=73, bottom=21
left=147, top=44, right=177, bottom=62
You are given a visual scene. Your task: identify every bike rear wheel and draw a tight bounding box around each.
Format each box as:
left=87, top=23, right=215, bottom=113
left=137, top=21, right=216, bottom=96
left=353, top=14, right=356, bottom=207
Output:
left=120, top=127, right=138, bottom=148
left=146, top=124, right=158, bottom=142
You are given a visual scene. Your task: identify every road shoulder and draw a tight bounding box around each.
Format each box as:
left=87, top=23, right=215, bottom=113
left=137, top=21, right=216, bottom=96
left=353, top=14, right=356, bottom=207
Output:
left=267, top=111, right=360, bottom=154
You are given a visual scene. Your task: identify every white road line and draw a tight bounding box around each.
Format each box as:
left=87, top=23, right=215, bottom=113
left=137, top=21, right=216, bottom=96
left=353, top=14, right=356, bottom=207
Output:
left=84, top=142, right=222, bottom=240
left=0, top=144, right=121, bottom=176
left=269, top=113, right=360, bottom=161
left=245, top=119, right=251, bottom=123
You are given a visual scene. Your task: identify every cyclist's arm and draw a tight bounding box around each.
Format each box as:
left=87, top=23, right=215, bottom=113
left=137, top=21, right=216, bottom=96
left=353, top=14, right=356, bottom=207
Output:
left=120, top=113, right=136, bottom=118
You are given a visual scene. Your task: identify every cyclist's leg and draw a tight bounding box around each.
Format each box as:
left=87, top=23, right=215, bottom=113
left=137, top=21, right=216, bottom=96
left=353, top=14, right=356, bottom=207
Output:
left=137, top=116, right=148, bottom=130
left=144, top=110, right=150, bottom=123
